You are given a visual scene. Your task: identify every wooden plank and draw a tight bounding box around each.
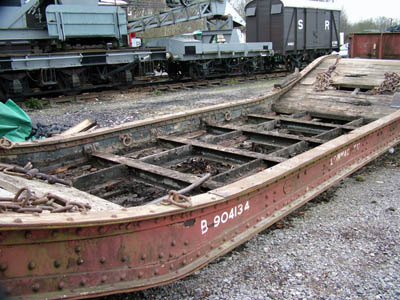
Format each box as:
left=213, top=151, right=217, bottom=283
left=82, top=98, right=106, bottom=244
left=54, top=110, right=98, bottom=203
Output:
left=207, top=123, right=326, bottom=145
left=60, top=119, right=97, bottom=136
left=273, top=96, right=397, bottom=121
left=92, top=152, right=221, bottom=190
left=331, top=76, right=384, bottom=89
left=158, top=136, right=286, bottom=163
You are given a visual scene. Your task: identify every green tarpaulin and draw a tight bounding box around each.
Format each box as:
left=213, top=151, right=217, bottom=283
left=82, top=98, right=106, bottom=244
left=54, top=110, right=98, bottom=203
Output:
left=0, top=99, right=32, bottom=142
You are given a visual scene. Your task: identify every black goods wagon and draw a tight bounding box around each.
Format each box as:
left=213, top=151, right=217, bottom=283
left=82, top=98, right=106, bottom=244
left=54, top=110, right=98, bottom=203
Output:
left=245, top=0, right=341, bottom=70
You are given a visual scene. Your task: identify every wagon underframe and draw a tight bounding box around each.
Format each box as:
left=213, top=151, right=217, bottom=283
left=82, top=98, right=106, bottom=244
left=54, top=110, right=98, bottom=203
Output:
left=1, top=107, right=400, bottom=299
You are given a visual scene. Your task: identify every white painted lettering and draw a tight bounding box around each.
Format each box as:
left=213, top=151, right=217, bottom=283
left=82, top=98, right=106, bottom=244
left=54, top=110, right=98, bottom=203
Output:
left=200, top=201, right=251, bottom=234
left=201, top=219, right=208, bottom=235
left=298, top=19, right=304, bottom=30
left=325, top=20, right=330, bottom=30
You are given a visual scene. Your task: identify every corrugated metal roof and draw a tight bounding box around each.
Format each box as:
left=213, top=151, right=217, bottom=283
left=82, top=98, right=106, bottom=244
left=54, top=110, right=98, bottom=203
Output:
left=281, top=0, right=341, bottom=11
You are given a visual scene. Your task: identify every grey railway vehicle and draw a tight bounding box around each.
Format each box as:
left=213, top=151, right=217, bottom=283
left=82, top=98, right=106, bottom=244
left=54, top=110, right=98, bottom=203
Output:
left=148, top=29, right=274, bottom=80
left=128, top=0, right=245, bottom=34
left=0, top=0, right=250, bottom=98
left=0, top=0, right=168, bottom=98
left=245, top=0, right=341, bottom=70
left=0, top=0, right=128, bottom=49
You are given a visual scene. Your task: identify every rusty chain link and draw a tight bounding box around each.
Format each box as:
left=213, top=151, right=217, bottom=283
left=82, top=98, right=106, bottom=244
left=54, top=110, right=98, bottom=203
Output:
left=370, top=72, right=400, bottom=95
left=0, top=187, right=91, bottom=214
left=0, top=137, right=14, bottom=150
left=314, top=56, right=341, bottom=92
left=161, top=190, right=193, bottom=208
left=0, top=163, right=71, bottom=186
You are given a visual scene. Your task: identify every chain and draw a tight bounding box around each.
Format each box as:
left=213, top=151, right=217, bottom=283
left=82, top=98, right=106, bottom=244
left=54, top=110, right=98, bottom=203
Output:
left=0, top=187, right=91, bottom=214
left=1, top=163, right=71, bottom=186
left=161, top=190, right=192, bottom=208
left=370, top=72, right=400, bottom=95
left=314, top=56, right=341, bottom=92
left=0, top=137, right=14, bottom=150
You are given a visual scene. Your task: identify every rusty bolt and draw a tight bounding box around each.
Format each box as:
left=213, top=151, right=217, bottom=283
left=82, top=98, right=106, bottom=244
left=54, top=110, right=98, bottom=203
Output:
left=58, top=281, right=64, bottom=290
left=182, top=250, right=187, bottom=255
left=138, top=272, right=144, bottom=279
left=159, top=253, right=164, bottom=259
left=246, top=223, right=250, bottom=228
left=196, top=251, right=201, bottom=258
left=100, top=257, right=106, bottom=264
left=121, top=255, right=128, bottom=263
left=75, top=245, right=81, bottom=253
left=14, top=218, right=22, bottom=223
left=77, top=258, right=84, bottom=265
left=223, top=237, right=227, bottom=242
left=182, top=259, right=187, bottom=266
left=101, top=275, right=107, bottom=283
left=184, top=240, right=189, bottom=246
left=67, top=217, right=74, bottom=221
left=171, top=240, right=176, bottom=247
left=25, top=231, right=32, bottom=239
left=170, top=264, right=174, bottom=270
left=169, top=253, right=174, bottom=258
left=0, top=263, right=8, bottom=272
left=28, top=261, right=36, bottom=270
left=54, top=260, right=61, bottom=268
left=111, top=214, right=117, bottom=218
left=141, top=254, right=146, bottom=261
left=80, top=278, right=87, bottom=286
left=120, top=273, right=126, bottom=281
left=32, top=283, right=40, bottom=292
left=154, top=269, right=159, bottom=276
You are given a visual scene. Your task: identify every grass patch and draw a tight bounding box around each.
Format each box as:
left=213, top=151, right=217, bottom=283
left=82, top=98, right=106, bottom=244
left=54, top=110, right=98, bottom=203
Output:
left=25, top=97, right=44, bottom=109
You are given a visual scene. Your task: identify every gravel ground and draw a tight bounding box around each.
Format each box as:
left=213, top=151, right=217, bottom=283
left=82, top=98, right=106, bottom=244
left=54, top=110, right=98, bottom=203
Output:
left=27, top=79, right=276, bottom=128
left=26, top=79, right=400, bottom=300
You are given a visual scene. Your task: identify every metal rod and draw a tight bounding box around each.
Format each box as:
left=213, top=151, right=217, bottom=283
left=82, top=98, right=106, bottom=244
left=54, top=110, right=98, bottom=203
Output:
left=147, top=173, right=211, bottom=205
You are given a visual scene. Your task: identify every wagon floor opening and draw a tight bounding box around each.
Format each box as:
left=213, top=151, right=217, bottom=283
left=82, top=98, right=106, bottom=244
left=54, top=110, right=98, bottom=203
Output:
left=59, top=112, right=367, bottom=207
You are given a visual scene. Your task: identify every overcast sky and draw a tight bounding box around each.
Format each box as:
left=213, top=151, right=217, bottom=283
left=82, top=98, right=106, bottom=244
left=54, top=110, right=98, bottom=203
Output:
left=335, top=0, right=398, bottom=23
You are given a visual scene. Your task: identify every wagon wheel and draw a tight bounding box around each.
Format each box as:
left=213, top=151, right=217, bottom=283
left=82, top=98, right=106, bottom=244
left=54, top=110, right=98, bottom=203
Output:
left=167, top=62, right=184, bottom=81
left=284, top=57, right=296, bottom=73
left=57, top=69, right=84, bottom=95
left=242, top=62, right=255, bottom=76
left=189, top=64, right=204, bottom=81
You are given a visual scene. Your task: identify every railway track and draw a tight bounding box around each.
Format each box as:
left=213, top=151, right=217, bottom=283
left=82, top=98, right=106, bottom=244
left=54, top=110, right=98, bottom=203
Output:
left=24, top=71, right=290, bottom=107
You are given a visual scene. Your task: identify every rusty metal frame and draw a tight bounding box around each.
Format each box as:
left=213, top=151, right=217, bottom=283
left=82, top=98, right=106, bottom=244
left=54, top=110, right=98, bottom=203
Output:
left=1, top=107, right=400, bottom=299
